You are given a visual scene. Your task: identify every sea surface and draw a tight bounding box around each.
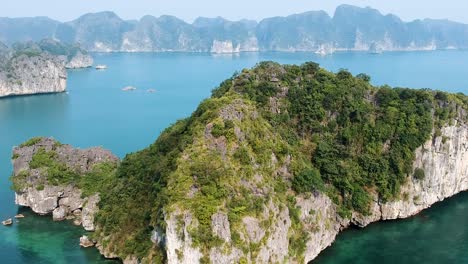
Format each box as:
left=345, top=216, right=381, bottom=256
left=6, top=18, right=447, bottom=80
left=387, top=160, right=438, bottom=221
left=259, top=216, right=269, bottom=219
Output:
left=0, top=51, right=467, bottom=264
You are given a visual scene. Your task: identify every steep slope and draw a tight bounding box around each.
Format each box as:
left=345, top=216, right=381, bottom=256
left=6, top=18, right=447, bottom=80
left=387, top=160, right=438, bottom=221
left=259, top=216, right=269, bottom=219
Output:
left=11, top=62, right=468, bottom=263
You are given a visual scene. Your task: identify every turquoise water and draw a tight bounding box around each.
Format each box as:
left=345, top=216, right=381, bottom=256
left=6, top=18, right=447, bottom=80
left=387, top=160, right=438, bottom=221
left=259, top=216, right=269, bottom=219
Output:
left=0, top=51, right=467, bottom=263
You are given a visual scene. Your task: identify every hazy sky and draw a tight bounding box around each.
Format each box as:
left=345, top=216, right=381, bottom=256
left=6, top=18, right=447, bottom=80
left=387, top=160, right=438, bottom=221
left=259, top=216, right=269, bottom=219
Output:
left=1, top=0, right=466, bottom=23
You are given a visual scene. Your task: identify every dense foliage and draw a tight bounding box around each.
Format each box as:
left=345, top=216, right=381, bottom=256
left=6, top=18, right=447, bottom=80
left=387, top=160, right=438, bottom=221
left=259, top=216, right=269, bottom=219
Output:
left=92, top=61, right=467, bottom=261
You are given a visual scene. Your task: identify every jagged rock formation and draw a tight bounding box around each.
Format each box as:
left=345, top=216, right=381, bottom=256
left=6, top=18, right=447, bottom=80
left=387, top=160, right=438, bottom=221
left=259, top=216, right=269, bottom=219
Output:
left=9, top=63, right=468, bottom=264
left=11, top=137, right=118, bottom=231
left=2, top=5, right=468, bottom=53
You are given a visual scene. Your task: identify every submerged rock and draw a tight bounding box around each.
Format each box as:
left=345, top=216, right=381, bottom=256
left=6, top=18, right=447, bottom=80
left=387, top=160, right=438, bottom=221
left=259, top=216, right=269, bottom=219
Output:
left=2, top=218, right=13, bottom=226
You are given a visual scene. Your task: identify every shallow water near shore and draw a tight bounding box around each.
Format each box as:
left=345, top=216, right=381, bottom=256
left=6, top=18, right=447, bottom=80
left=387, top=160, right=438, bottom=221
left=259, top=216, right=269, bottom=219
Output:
left=0, top=51, right=467, bottom=263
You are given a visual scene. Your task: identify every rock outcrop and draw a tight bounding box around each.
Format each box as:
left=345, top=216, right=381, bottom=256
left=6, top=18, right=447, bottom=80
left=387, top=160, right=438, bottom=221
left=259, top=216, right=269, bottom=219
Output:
left=80, top=235, right=96, bottom=247
left=12, top=137, right=118, bottom=231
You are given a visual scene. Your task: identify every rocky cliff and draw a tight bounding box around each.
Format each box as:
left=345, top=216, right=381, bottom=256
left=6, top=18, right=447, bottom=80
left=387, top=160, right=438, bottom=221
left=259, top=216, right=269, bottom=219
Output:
left=9, top=62, right=468, bottom=264
left=0, top=51, right=67, bottom=97
left=0, top=40, right=93, bottom=97
left=2, top=5, right=468, bottom=53
left=302, top=121, right=468, bottom=262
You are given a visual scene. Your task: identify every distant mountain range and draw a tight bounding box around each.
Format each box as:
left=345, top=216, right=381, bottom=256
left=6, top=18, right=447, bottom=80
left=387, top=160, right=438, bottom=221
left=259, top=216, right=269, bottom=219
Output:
left=1, top=4, right=468, bottom=54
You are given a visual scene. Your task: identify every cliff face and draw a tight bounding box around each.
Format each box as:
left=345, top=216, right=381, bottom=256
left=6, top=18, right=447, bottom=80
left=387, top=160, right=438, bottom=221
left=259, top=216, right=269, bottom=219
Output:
left=0, top=53, right=67, bottom=97
left=11, top=137, right=118, bottom=231
left=0, top=39, right=94, bottom=97
left=303, top=121, right=468, bottom=262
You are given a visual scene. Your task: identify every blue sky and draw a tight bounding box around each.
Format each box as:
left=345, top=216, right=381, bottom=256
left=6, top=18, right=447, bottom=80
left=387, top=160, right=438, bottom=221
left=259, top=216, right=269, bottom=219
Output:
left=1, top=0, right=466, bottom=23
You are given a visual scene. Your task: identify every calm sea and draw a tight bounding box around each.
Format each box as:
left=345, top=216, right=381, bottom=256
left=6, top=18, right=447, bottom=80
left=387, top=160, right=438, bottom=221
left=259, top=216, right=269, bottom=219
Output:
left=0, top=51, right=467, bottom=264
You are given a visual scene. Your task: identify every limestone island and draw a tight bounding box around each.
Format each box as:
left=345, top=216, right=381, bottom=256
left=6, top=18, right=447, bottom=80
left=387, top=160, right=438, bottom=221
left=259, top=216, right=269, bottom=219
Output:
left=0, top=39, right=93, bottom=97
left=10, top=62, right=468, bottom=264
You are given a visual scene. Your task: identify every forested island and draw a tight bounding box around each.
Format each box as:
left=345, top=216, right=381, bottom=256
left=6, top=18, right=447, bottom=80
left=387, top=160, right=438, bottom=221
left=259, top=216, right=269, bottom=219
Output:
left=10, top=62, right=468, bottom=263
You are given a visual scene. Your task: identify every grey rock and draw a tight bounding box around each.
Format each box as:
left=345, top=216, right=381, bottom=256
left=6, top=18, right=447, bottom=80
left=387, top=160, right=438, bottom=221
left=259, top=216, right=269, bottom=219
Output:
left=80, top=235, right=95, bottom=247
left=123, top=256, right=139, bottom=264
left=82, top=194, right=100, bottom=231
left=65, top=51, right=93, bottom=69
left=0, top=53, right=66, bottom=97
left=211, top=212, right=231, bottom=242
left=52, top=205, right=69, bottom=221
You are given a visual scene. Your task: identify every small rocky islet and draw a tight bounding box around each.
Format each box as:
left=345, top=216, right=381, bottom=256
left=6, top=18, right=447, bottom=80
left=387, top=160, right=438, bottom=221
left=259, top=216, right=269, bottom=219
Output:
left=9, top=62, right=468, bottom=264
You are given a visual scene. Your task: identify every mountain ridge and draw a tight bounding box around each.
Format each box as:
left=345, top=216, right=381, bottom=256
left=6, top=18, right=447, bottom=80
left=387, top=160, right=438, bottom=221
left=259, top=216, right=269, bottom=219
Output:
left=2, top=5, right=468, bottom=53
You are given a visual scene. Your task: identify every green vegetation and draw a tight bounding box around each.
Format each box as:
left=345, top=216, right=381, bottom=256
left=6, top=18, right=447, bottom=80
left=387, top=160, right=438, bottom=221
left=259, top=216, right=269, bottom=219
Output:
left=10, top=170, right=30, bottom=192
left=413, top=168, right=425, bottom=180
left=29, top=147, right=80, bottom=186
left=19, top=137, right=42, bottom=147
left=79, top=162, right=118, bottom=197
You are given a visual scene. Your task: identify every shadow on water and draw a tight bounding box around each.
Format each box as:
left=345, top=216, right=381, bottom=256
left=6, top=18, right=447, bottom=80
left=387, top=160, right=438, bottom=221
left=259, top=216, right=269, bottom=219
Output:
left=313, top=191, right=468, bottom=264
